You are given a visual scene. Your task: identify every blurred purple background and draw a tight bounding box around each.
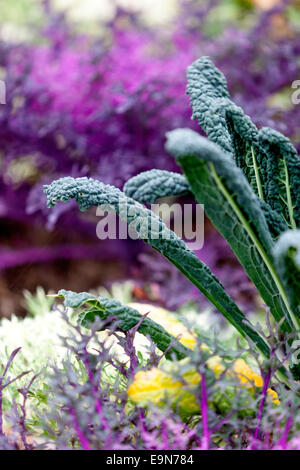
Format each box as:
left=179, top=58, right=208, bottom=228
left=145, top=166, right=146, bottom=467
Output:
left=1, top=0, right=300, bottom=316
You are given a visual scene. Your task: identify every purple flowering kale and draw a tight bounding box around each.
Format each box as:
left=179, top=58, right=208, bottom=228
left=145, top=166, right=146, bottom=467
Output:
left=1, top=1, right=300, bottom=313
left=2, top=307, right=300, bottom=450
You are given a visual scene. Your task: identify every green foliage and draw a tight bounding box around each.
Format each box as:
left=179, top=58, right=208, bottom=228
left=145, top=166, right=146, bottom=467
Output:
left=186, top=57, right=300, bottom=235
left=165, top=128, right=296, bottom=335
left=44, top=177, right=270, bottom=359
left=57, top=289, right=189, bottom=360
left=258, top=128, right=300, bottom=229
left=44, top=56, right=300, bottom=384
left=273, top=230, right=300, bottom=317
left=123, top=169, right=190, bottom=204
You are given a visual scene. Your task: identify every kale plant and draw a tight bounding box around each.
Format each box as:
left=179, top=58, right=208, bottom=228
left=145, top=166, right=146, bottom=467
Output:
left=44, top=57, right=300, bottom=387
left=2, top=0, right=300, bottom=274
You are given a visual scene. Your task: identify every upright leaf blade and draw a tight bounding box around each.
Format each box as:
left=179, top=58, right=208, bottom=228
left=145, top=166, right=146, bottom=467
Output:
left=166, top=128, right=298, bottom=333
left=186, top=57, right=266, bottom=200
left=186, top=56, right=233, bottom=156
left=259, top=199, right=288, bottom=240
left=186, top=54, right=300, bottom=236
left=273, top=231, right=300, bottom=317
left=259, top=127, right=300, bottom=230
left=123, top=170, right=190, bottom=204
left=124, top=170, right=288, bottom=242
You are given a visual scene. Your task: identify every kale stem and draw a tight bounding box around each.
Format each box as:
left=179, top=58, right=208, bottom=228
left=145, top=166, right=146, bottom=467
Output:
left=251, top=147, right=264, bottom=200
left=283, top=159, right=297, bottom=230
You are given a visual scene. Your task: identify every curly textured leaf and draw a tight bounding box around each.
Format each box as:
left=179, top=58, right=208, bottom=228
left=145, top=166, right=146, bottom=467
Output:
left=273, top=231, right=300, bottom=317
left=187, top=57, right=232, bottom=154
left=166, top=128, right=298, bottom=333
left=186, top=57, right=266, bottom=200
left=186, top=57, right=300, bottom=240
left=57, top=289, right=190, bottom=360
left=123, top=170, right=190, bottom=204
left=44, top=177, right=271, bottom=358
left=259, top=200, right=288, bottom=240
left=259, top=127, right=300, bottom=230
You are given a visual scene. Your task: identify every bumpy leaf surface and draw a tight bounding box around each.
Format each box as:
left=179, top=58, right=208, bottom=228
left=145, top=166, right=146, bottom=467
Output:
left=186, top=56, right=264, bottom=199
left=166, top=128, right=297, bottom=333
left=123, top=169, right=190, bottom=203
left=273, top=231, right=300, bottom=317
left=187, top=57, right=300, bottom=239
left=259, top=128, right=300, bottom=230
left=57, top=289, right=190, bottom=360
left=44, top=177, right=270, bottom=358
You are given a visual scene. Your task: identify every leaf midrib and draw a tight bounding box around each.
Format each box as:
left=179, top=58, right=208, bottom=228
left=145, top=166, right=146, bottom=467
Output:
left=209, top=162, right=300, bottom=333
